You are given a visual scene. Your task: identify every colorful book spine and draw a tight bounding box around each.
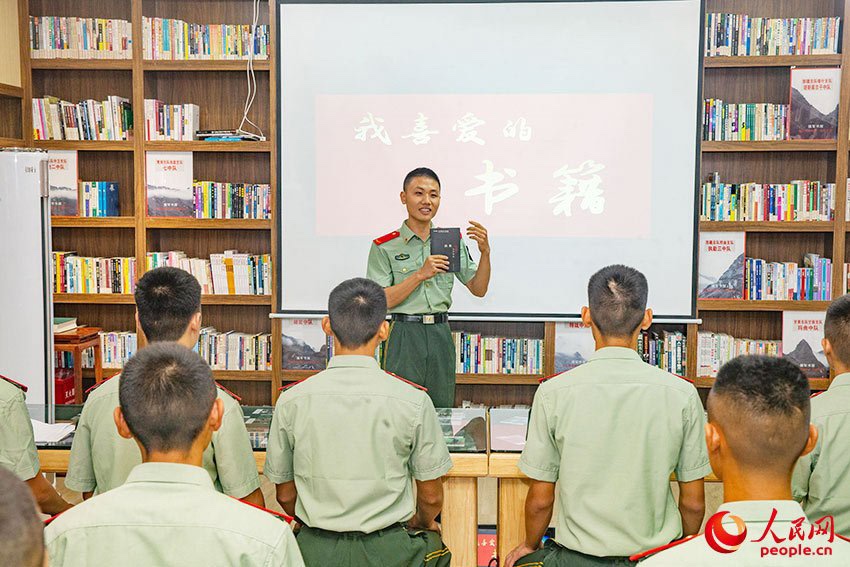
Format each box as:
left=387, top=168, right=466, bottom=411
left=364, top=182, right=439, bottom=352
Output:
left=452, top=332, right=544, bottom=375
left=192, top=181, right=272, bottom=220
left=636, top=330, right=686, bottom=376
left=700, top=180, right=834, bottom=222
left=705, top=14, right=841, bottom=57
left=703, top=99, right=788, bottom=141
left=32, top=96, right=132, bottom=141
left=697, top=332, right=782, bottom=377
left=143, top=99, right=199, bottom=141
left=30, top=16, right=133, bottom=59
left=142, top=17, right=269, bottom=61
left=146, top=250, right=272, bottom=296
left=52, top=252, right=136, bottom=294
left=198, top=327, right=273, bottom=371
left=745, top=254, right=832, bottom=301
left=79, top=181, right=120, bottom=217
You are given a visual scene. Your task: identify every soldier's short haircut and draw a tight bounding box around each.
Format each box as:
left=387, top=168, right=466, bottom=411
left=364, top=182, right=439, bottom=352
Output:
left=403, top=167, right=441, bottom=192
left=119, top=343, right=216, bottom=454
left=586, top=265, right=648, bottom=337
left=709, top=355, right=810, bottom=472
left=328, top=278, right=387, bottom=348
left=0, top=467, right=44, bottom=567
left=134, top=267, right=201, bottom=342
left=825, top=295, right=850, bottom=367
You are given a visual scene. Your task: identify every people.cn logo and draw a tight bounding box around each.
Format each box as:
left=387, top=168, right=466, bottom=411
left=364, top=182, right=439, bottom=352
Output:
left=705, top=511, right=748, bottom=554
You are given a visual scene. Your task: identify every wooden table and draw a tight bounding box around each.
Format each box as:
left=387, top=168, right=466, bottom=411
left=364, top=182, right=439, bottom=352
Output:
left=54, top=327, right=103, bottom=403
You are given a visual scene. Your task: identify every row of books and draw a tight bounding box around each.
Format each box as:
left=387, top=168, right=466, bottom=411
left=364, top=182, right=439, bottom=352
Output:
left=453, top=332, right=544, bottom=375
left=79, top=181, right=120, bottom=217
left=697, top=332, right=782, bottom=378
left=29, top=17, right=132, bottom=59
left=79, top=331, right=139, bottom=369
left=700, top=179, right=835, bottom=222
left=702, top=100, right=788, bottom=142
left=193, top=181, right=272, bottom=220
left=637, top=330, right=686, bottom=376
left=52, top=253, right=137, bottom=294
left=145, top=250, right=272, bottom=295
left=144, top=100, right=199, bottom=141
left=32, top=96, right=133, bottom=141
left=198, top=328, right=272, bottom=371
left=705, top=14, right=841, bottom=57
left=745, top=254, right=832, bottom=301
left=142, top=17, right=270, bottom=61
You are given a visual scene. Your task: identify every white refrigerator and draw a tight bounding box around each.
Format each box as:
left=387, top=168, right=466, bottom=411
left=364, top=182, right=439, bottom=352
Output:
left=0, top=148, right=53, bottom=413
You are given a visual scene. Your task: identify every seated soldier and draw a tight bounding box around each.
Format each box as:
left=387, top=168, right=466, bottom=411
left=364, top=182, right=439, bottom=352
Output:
left=45, top=343, right=304, bottom=567
left=0, top=467, right=46, bottom=567
left=639, top=355, right=850, bottom=565
left=64, top=267, right=262, bottom=505
left=265, top=278, right=452, bottom=567
left=0, top=375, right=72, bottom=515
left=506, top=265, right=711, bottom=567
left=793, top=295, right=850, bottom=533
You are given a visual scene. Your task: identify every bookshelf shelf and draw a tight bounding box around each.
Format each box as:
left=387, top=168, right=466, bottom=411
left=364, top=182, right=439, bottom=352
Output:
left=0, top=83, right=24, bottom=98
left=704, top=54, right=843, bottom=68
left=696, top=376, right=830, bottom=391
left=699, top=221, right=835, bottom=233
left=30, top=59, right=133, bottom=70
left=146, top=218, right=271, bottom=230
left=201, top=295, right=273, bottom=306
left=53, top=294, right=135, bottom=304
left=701, top=141, right=838, bottom=152
left=52, top=217, right=136, bottom=228
left=0, top=137, right=24, bottom=146
left=33, top=140, right=134, bottom=151
left=213, top=370, right=273, bottom=382
left=456, top=374, right=542, bottom=385
left=143, top=60, right=270, bottom=72
left=697, top=300, right=832, bottom=312
left=144, top=141, right=271, bottom=152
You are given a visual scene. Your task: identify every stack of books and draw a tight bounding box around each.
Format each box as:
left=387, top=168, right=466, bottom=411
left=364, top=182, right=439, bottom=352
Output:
left=198, top=328, right=272, bottom=371
left=703, top=100, right=788, bottom=141
left=697, top=332, right=781, bottom=377
left=79, top=181, right=120, bottom=217
left=146, top=250, right=272, bottom=295
left=143, top=99, right=200, bottom=141
left=29, top=16, right=133, bottom=59
left=453, top=332, right=544, bottom=375
left=32, top=96, right=133, bottom=141
left=52, top=252, right=136, bottom=294
left=80, top=331, right=138, bottom=369
left=705, top=14, right=841, bottom=57
left=745, top=253, right=832, bottom=301
left=637, top=330, right=686, bottom=376
left=193, top=181, right=272, bottom=219
left=700, top=179, right=834, bottom=222
left=142, top=17, right=270, bottom=60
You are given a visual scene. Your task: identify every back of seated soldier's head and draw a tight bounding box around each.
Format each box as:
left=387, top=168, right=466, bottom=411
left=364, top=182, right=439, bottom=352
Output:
left=824, top=294, right=850, bottom=369
left=708, top=356, right=814, bottom=478
left=584, top=264, right=649, bottom=338
left=326, top=277, right=388, bottom=349
left=118, top=342, right=218, bottom=455
left=0, top=467, right=45, bottom=567
left=134, top=267, right=201, bottom=343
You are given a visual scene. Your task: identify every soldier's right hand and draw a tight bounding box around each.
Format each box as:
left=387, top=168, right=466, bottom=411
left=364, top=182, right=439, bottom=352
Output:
left=417, top=255, right=450, bottom=280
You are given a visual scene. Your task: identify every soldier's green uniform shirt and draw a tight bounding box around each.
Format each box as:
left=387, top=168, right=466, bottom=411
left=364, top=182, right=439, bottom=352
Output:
left=793, top=372, right=850, bottom=534
left=0, top=378, right=40, bottom=481
left=264, top=355, right=453, bottom=533
left=45, top=462, right=304, bottom=567
left=518, top=347, right=712, bottom=558
left=65, top=375, right=260, bottom=497
left=366, top=222, right=478, bottom=315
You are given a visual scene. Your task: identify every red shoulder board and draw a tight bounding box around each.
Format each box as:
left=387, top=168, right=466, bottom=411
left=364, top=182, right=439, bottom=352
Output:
left=278, top=375, right=314, bottom=393
left=673, top=374, right=695, bottom=384
left=373, top=231, right=400, bottom=246
left=811, top=390, right=826, bottom=398
left=43, top=510, right=68, bottom=526
left=385, top=371, right=427, bottom=391
left=85, top=374, right=117, bottom=395
left=629, top=534, right=701, bottom=562
left=0, top=374, right=27, bottom=392
left=231, top=496, right=294, bottom=523
left=538, top=372, right=563, bottom=384
left=215, top=382, right=242, bottom=402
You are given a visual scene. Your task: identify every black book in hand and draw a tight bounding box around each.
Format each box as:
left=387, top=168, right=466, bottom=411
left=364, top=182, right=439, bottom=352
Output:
left=430, top=228, right=462, bottom=273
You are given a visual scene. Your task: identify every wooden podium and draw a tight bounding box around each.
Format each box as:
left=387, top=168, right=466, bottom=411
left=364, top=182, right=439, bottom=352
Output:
left=54, top=327, right=102, bottom=404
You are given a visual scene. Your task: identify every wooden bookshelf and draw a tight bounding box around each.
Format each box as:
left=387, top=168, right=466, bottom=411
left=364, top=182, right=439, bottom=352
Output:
left=30, top=59, right=133, bottom=70
left=33, top=140, right=134, bottom=151
left=702, top=141, right=838, bottom=152
left=53, top=294, right=135, bottom=305
left=456, top=374, right=542, bottom=386
left=145, top=218, right=271, bottom=230
left=51, top=217, right=136, bottom=228
left=699, top=221, right=835, bottom=233
left=143, top=60, right=270, bottom=72
left=696, top=376, right=831, bottom=391
left=704, top=54, right=843, bottom=68
left=697, top=301, right=833, bottom=312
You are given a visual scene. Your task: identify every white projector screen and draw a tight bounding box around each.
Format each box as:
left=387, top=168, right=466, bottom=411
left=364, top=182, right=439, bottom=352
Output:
left=277, top=0, right=702, bottom=319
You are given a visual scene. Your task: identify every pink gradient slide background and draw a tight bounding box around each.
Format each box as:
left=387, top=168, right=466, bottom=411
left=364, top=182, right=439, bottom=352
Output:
left=315, top=93, right=653, bottom=238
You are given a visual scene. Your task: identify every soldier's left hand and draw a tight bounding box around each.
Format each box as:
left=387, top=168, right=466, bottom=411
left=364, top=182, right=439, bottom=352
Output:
left=467, top=221, right=490, bottom=255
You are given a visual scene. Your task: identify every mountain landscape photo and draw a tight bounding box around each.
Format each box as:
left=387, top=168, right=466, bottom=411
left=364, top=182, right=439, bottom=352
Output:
left=698, top=253, right=744, bottom=299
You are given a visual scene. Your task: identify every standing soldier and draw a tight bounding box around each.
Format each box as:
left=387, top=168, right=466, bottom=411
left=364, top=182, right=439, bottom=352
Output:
left=366, top=167, right=491, bottom=408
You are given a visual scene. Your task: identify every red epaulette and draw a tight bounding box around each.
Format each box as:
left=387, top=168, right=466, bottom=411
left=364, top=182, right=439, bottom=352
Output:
left=85, top=374, right=118, bottom=395
left=385, top=371, right=427, bottom=391
left=278, top=375, right=314, bottom=393
left=231, top=496, right=294, bottom=524
left=0, top=374, right=27, bottom=392
left=43, top=510, right=68, bottom=526
left=629, top=534, right=701, bottom=562
left=215, top=382, right=242, bottom=402
left=811, top=390, right=826, bottom=398
left=673, top=374, right=695, bottom=384
left=373, top=231, right=400, bottom=246
left=538, top=372, right=564, bottom=384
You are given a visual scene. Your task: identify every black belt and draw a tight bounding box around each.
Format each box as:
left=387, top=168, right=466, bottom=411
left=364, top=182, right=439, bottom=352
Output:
left=390, top=313, right=448, bottom=324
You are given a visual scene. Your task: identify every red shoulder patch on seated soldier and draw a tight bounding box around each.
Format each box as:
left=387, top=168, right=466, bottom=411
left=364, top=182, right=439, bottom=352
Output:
left=278, top=375, right=315, bottom=392
left=629, top=534, right=701, bottom=562
left=215, top=382, right=242, bottom=402
left=230, top=496, right=295, bottom=523
left=385, top=371, right=427, bottom=391
left=811, top=390, right=826, bottom=398
left=84, top=373, right=118, bottom=395
left=373, top=231, right=400, bottom=246
left=0, top=374, right=28, bottom=392
left=672, top=374, right=695, bottom=384
left=43, top=510, right=68, bottom=526
left=538, top=372, right=564, bottom=384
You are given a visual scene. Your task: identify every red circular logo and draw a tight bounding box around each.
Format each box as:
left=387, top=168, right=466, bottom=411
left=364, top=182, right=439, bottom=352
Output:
left=705, top=511, right=748, bottom=554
